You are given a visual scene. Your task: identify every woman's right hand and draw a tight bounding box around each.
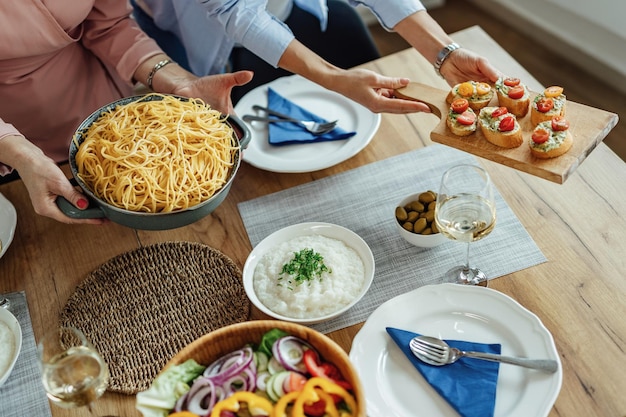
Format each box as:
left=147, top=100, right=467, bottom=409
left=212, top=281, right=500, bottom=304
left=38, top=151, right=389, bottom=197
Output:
left=0, top=134, right=106, bottom=225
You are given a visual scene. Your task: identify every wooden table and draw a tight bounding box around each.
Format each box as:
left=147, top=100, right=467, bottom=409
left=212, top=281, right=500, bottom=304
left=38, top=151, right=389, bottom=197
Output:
left=1, top=26, right=624, bottom=417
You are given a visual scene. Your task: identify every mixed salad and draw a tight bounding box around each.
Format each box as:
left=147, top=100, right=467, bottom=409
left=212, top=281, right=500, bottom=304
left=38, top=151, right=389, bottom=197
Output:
left=137, top=328, right=357, bottom=417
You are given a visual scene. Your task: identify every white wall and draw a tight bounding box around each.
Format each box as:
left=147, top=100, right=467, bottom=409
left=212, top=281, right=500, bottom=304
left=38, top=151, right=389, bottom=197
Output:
left=471, top=0, right=626, bottom=93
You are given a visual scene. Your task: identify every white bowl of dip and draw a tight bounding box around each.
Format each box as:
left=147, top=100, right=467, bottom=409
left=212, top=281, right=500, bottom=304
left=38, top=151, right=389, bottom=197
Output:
left=243, top=222, right=375, bottom=324
left=0, top=307, right=22, bottom=387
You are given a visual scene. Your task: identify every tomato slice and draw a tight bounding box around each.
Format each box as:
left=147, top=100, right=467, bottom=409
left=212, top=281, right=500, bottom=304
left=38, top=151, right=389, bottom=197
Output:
left=476, top=82, right=492, bottom=95
left=536, top=97, right=554, bottom=113
left=302, top=349, right=352, bottom=390
left=286, top=371, right=308, bottom=393
left=532, top=128, right=550, bottom=144
left=457, top=82, right=474, bottom=97
left=498, top=115, right=516, bottom=132
left=544, top=86, right=564, bottom=98
left=491, top=107, right=508, bottom=118
left=457, top=110, right=476, bottom=126
left=503, top=77, right=521, bottom=87
left=507, top=85, right=525, bottom=99
left=551, top=116, right=570, bottom=131
left=451, top=98, right=469, bottom=113
left=303, top=399, right=328, bottom=417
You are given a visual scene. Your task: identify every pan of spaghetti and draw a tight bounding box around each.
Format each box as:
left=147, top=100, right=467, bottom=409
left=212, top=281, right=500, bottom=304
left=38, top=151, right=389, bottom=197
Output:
left=56, top=93, right=251, bottom=230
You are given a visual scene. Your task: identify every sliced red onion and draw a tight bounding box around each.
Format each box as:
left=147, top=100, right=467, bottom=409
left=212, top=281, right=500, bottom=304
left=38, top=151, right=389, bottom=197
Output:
left=203, top=346, right=255, bottom=385
left=272, top=336, right=314, bottom=373
left=185, top=379, right=217, bottom=416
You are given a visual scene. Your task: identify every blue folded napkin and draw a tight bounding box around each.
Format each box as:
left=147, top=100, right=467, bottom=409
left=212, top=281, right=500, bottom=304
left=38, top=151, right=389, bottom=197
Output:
left=267, top=87, right=356, bottom=146
left=386, top=327, right=500, bottom=417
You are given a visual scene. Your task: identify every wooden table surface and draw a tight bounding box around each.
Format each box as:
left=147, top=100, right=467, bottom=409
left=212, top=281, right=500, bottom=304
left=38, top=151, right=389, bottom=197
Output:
left=1, top=26, right=624, bottom=417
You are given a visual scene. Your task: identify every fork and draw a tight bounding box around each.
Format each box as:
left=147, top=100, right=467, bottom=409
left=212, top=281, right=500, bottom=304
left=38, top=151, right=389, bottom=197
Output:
left=242, top=105, right=338, bottom=135
left=409, top=335, right=559, bottom=373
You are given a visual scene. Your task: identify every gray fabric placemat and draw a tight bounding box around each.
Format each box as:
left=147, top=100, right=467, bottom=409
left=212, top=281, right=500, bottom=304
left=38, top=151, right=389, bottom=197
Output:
left=0, top=291, right=52, bottom=417
left=238, top=145, right=546, bottom=334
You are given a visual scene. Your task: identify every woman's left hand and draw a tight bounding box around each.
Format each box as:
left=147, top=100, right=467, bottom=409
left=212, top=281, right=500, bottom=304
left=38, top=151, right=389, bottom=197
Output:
left=440, top=48, right=503, bottom=86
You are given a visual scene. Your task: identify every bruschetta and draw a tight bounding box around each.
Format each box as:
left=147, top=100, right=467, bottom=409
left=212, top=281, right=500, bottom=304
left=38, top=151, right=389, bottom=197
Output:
left=495, top=77, right=530, bottom=118
left=446, top=98, right=477, bottom=136
left=530, top=86, right=566, bottom=126
left=478, top=106, right=523, bottom=148
left=446, top=81, right=494, bottom=111
left=529, top=116, right=573, bottom=159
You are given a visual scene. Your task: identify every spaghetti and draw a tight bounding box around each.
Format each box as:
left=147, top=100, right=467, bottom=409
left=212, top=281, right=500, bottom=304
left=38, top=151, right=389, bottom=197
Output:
left=74, top=94, right=236, bottom=213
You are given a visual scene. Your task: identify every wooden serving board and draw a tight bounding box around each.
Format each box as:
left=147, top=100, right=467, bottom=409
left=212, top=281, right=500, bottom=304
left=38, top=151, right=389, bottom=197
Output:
left=395, top=82, right=619, bottom=184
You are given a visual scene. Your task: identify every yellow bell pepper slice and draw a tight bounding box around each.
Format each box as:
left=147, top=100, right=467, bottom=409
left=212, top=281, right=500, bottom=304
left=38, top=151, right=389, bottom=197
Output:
left=209, top=392, right=273, bottom=417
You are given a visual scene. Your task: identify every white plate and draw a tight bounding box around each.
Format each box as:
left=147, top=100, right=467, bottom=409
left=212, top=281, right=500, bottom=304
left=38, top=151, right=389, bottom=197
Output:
left=0, top=307, right=22, bottom=387
left=234, top=75, right=381, bottom=173
left=349, top=284, right=562, bottom=417
left=0, top=193, right=17, bottom=259
left=242, top=222, right=375, bottom=324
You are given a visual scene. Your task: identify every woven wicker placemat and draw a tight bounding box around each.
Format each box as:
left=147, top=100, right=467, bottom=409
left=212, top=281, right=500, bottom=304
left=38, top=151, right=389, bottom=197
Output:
left=59, top=241, right=250, bottom=394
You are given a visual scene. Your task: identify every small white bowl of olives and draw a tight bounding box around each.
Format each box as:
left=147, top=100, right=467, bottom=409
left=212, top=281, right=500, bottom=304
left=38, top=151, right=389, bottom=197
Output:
left=395, top=191, right=447, bottom=248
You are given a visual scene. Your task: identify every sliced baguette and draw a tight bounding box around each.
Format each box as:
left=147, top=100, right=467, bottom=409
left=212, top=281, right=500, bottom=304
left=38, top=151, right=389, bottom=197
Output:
left=530, top=89, right=567, bottom=126
left=529, top=120, right=573, bottom=159
left=446, top=107, right=477, bottom=136
left=446, top=81, right=494, bottom=111
left=495, top=77, right=530, bottom=118
left=478, top=106, right=523, bottom=148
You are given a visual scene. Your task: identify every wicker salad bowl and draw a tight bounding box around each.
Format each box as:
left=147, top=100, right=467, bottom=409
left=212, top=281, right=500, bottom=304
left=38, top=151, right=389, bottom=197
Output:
left=157, top=320, right=366, bottom=416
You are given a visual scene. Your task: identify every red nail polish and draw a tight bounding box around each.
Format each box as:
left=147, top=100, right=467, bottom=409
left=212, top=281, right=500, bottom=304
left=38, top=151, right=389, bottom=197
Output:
left=76, top=198, right=88, bottom=209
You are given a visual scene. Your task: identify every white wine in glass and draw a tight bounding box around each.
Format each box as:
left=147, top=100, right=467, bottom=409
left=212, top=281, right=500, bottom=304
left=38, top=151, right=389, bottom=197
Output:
left=39, top=327, right=109, bottom=414
left=435, top=164, right=496, bottom=285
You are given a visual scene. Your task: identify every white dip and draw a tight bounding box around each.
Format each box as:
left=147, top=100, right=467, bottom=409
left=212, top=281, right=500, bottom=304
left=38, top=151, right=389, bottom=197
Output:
left=0, top=321, right=16, bottom=378
left=253, top=235, right=366, bottom=319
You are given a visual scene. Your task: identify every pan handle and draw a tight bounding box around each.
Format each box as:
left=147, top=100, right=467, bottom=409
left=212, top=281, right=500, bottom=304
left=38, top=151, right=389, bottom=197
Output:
left=55, top=178, right=106, bottom=219
left=228, top=114, right=251, bottom=149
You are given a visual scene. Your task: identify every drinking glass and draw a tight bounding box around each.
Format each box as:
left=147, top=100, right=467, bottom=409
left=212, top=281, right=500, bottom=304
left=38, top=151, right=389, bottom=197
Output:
left=435, top=164, right=496, bottom=285
left=38, top=326, right=109, bottom=415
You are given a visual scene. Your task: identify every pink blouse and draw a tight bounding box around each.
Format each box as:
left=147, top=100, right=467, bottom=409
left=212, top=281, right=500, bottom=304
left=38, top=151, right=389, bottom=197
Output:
left=0, top=0, right=162, bottom=165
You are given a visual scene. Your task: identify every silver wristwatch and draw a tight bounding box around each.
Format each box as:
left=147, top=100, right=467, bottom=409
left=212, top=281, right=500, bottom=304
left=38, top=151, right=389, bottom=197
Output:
left=433, top=42, right=460, bottom=77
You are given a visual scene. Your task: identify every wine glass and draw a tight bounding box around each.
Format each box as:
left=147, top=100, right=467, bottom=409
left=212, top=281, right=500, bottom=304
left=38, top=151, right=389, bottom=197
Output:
left=38, top=326, right=109, bottom=415
left=435, top=164, right=496, bottom=285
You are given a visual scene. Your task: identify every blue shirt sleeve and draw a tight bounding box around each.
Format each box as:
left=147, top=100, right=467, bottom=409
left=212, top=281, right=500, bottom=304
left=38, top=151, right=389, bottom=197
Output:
left=348, top=0, right=426, bottom=30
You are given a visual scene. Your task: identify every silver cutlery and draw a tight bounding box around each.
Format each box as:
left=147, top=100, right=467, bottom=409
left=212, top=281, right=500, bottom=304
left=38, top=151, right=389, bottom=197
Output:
left=242, top=104, right=338, bottom=135
left=410, top=335, right=559, bottom=373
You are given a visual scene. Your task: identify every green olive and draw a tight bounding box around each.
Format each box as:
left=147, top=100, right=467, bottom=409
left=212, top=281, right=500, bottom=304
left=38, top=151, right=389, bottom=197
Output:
left=402, top=221, right=413, bottom=232
left=423, top=210, right=435, bottom=223
left=428, top=201, right=437, bottom=211
left=407, top=211, right=419, bottom=222
left=395, top=206, right=408, bottom=222
left=431, top=221, right=439, bottom=233
left=413, top=218, right=427, bottom=234
left=421, top=227, right=433, bottom=235
left=418, top=191, right=436, bottom=204
left=406, top=201, right=425, bottom=213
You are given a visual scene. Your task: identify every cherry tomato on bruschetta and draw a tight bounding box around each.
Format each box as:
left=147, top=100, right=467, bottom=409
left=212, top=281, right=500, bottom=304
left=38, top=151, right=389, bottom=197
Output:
left=507, top=85, right=525, bottom=99
left=476, top=82, right=492, bottom=95
left=551, top=116, right=570, bottom=131
left=536, top=97, right=554, bottom=113
left=503, top=77, right=521, bottom=87
left=451, top=98, right=470, bottom=113
left=458, top=82, right=474, bottom=97
left=544, top=86, right=564, bottom=98
left=498, top=115, right=516, bottom=132
left=457, top=110, right=476, bottom=126
left=532, top=128, right=550, bottom=144
left=491, top=107, right=508, bottom=118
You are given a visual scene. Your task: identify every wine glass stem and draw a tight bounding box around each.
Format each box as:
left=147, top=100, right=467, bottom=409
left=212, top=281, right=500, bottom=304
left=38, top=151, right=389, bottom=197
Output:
left=463, top=242, right=471, bottom=272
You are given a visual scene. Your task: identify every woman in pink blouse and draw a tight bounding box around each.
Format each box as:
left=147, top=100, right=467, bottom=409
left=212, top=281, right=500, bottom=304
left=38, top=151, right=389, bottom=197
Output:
left=0, top=0, right=252, bottom=224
